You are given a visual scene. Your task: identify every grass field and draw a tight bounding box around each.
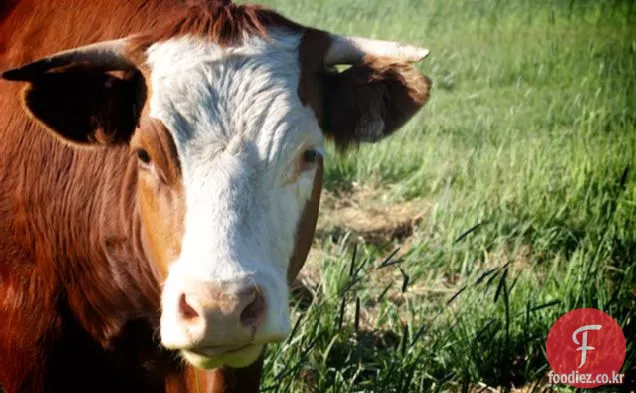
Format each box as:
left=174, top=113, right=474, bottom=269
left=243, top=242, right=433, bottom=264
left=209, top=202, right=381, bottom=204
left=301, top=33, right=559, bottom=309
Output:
left=256, top=0, right=636, bottom=391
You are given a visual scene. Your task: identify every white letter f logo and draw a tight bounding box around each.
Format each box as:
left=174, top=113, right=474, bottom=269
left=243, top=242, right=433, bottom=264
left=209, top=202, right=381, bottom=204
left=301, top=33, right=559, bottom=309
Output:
left=572, top=324, right=602, bottom=368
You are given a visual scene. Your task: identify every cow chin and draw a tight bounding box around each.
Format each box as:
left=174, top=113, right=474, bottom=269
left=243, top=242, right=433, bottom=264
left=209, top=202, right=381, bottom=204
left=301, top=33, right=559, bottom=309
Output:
left=181, top=343, right=265, bottom=369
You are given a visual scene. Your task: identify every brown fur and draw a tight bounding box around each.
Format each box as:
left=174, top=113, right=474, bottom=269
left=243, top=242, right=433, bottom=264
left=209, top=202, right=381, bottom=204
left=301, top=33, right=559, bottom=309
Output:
left=288, top=159, right=323, bottom=283
left=0, top=1, right=431, bottom=392
left=131, top=0, right=303, bottom=51
left=131, top=118, right=185, bottom=279
left=322, top=57, right=432, bottom=150
left=297, top=28, right=333, bottom=126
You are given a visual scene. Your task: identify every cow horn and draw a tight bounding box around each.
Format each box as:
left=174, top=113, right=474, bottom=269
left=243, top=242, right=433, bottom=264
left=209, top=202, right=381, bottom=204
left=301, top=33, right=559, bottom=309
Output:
left=1, top=38, right=135, bottom=81
left=324, top=34, right=430, bottom=65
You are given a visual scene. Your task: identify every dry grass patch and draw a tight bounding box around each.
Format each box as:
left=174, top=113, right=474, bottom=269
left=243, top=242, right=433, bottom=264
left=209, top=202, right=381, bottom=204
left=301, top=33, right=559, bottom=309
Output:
left=295, top=186, right=431, bottom=296
left=316, top=185, right=431, bottom=244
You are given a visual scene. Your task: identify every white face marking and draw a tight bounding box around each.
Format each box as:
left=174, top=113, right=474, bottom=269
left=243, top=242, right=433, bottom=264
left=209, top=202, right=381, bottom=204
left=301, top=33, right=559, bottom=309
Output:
left=145, top=33, right=324, bottom=359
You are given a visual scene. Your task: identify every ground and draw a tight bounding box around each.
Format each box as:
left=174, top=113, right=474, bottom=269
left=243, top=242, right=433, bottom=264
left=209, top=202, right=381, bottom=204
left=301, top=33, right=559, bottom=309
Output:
left=258, top=0, right=636, bottom=392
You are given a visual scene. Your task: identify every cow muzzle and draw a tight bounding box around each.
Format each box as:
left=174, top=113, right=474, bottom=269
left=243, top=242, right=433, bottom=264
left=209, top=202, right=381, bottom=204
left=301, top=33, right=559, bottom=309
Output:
left=160, top=273, right=286, bottom=368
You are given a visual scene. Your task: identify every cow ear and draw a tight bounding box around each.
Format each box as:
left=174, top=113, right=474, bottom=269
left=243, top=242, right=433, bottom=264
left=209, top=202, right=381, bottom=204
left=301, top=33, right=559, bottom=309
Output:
left=321, top=57, right=431, bottom=150
left=18, top=67, right=146, bottom=145
left=1, top=39, right=146, bottom=146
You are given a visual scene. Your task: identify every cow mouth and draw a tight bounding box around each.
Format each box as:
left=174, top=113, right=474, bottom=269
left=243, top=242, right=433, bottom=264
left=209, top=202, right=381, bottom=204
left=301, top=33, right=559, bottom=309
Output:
left=187, top=343, right=253, bottom=358
left=179, top=342, right=264, bottom=368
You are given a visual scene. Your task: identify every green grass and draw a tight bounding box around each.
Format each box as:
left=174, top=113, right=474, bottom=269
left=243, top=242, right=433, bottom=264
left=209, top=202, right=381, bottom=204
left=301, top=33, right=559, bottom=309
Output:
left=257, top=0, right=636, bottom=391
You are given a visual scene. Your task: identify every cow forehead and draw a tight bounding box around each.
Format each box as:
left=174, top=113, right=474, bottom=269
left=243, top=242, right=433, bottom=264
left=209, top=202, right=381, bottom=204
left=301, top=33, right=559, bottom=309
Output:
left=144, top=32, right=323, bottom=178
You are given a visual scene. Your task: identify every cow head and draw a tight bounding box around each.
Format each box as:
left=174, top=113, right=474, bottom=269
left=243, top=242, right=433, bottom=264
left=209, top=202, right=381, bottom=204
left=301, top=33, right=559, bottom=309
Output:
left=1, top=2, right=431, bottom=369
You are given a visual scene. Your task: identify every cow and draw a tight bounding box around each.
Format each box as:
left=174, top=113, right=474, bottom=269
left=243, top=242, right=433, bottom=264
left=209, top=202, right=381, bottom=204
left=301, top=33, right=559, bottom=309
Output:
left=0, top=0, right=431, bottom=392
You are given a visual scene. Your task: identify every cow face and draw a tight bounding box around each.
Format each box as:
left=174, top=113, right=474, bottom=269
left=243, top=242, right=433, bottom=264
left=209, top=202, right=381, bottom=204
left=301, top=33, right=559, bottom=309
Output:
left=1, top=3, right=430, bottom=370
left=137, top=33, right=327, bottom=368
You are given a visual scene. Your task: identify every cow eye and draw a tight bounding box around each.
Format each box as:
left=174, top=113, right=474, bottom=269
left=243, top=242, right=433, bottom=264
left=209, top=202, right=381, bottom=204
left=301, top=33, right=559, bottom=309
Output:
left=136, top=148, right=152, bottom=166
left=303, top=149, right=320, bottom=164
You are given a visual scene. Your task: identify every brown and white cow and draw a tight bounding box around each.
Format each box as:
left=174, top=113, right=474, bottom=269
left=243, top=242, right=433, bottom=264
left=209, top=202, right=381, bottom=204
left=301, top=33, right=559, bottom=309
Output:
left=0, top=0, right=431, bottom=392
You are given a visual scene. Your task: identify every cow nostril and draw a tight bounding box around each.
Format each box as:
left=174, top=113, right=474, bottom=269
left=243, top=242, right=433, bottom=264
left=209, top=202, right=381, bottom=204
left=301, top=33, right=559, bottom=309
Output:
left=240, top=290, right=265, bottom=328
left=178, top=293, right=200, bottom=321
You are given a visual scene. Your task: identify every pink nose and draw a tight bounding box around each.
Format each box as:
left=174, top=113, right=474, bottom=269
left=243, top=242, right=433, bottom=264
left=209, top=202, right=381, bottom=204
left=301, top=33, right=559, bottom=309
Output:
left=171, top=277, right=266, bottom=347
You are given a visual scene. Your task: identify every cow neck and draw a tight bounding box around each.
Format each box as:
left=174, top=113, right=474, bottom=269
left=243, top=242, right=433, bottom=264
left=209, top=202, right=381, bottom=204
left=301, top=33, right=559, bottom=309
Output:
left=209, top=353, right=265, bottom=393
